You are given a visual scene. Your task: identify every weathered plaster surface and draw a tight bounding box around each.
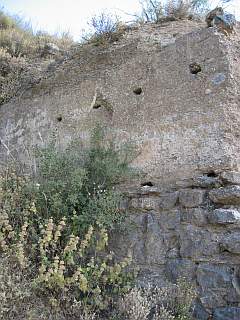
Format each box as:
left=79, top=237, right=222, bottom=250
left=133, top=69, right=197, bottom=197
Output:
left=1, top=21, right=240, bottom=319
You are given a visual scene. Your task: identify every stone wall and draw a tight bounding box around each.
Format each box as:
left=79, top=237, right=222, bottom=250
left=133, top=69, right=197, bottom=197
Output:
left=1, top=21, right=240, bottom=319
left=112, top=171, right=240, bottom=319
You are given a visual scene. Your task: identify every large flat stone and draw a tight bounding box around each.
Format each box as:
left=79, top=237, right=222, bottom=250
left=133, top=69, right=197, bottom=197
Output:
left=221, top=232, right=240, bottom=254
left=197, top=265, right=234, bottom=310
left=197, top=264, right=232, bottom=290
left=213, top=307, right=240, bottom=320
left=179, top=189, right=206, bottom=208
left=208, top=209, right=240, bottom=224
left=209, top=186, right=240, bottom=205
left=159, top=192, right=179, bottom=210
left=129, top=197, right=159, bottom=211
left=180, top=225, right=219, bottom=259
left=221, top=171, right=240, bottom=185
left=192, top=302, right=210, bottom=320
left=165, top=258, right=196, bottom=282
left=142, top=214, right=167, bottom=264
left=200, top=292, right=226, bottom=311
left=193, top=175, right=221, bottom=188
left=181, top=208, right=208, bottom=226
left=158, top=209, right=180, bottom=230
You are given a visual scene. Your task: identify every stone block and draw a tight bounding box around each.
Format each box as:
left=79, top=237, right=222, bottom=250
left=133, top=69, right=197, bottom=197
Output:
left=129, top=197, right=159, bottom=211
left=181, top=208, right=208, bottom=226
left=221, top=171, right=240, bottom=185
left=213, top=307, right=240, bottom=320
left=165, top=258, right=196, bottom=282
left=143, top=214, right=167, bottom=264
left=192, top=302, right=210, bottom=320
left=166, top=247, right=179, bottom=258
left=162, top=232, right=179, bottom=252
left=200, top=292, right=226, bottom=311
left=193, top=175, right=221, bottom=188
left=180, top=225, right=219, bottom=259
left=209, top=186, right=240, bottom=205
left=158, top=209, right=181, bottom=230
left=159, top=192, right=179, bottom=210
left=221, top=232, right=240, bottom=254
left=197, top=264, right=232, bottom=290
left=208, top=209, right=240, bottom=224
left=224, top=287, right=239, bottom=304
left=179, top=189, right=206, bottom=208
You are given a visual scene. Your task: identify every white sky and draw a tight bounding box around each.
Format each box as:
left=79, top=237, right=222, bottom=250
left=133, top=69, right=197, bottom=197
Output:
left=1, top=0, right=240, bottom=40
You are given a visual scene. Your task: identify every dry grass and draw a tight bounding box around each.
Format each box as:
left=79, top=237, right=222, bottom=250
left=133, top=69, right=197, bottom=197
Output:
left=138, top=0, right=208, bottom=23
left=119, top=279, right=196, bottom=320
left=0, top=8, right=74, bottom=106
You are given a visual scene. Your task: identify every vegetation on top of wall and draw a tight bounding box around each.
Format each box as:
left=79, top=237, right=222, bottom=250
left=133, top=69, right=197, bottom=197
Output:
left=0, top=7, right=74, bottom=106
left=82, top=12, right=127, bottom=46
left=0, top=8, right=73, bottom=57
left=138, top=0, right=210, bottom=23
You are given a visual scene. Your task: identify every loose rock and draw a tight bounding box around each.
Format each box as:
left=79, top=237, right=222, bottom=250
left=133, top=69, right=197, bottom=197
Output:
left=213, top=307, right=240, bottom=320
left=221, top=171, right=240, bottom=185
left=221, top=232, right=240, bottom=254
left=209, top=186, right=240, bottom=205
left=208, top=209, right=240, bottom=224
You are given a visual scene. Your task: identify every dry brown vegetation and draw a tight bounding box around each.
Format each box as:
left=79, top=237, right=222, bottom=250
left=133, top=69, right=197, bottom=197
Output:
left=0, top=9, right=74, bottom=106
left=137, top=0, right=209, bottom=23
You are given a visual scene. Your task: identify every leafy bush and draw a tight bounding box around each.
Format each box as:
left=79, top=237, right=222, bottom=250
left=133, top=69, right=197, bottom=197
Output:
left=0, top=47, right=27, bottom=105
left=0, top=128, right=136, bottom=318
left=83, top=13, right=126, bottom=46
left=0, top=128, right=196, bottom=319
left=32, top=127, right=136, bottom=233
left=0, top=10, right=17, bottom=30
left=0, top=214, right=133, bottom=314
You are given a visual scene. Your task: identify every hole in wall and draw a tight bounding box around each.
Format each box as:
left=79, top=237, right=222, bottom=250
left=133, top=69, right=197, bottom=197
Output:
left=189, top=63, right=202, bottom=75
left=133, top=87, right=143, bottom=95
left=206, top=171, right=217, bottom=178
left=57, top=115, right=63, bottom=122
left=141, top=181, right=154, bottom=187
left=93, top=103, right=101, bottom=109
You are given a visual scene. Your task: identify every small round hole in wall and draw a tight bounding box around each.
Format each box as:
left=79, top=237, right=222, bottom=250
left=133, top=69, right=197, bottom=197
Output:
left=189, top=63, right=202, bottom=75
left=141, top=181, right=154, bottom=187
left=57, top=115, right=63, bottom=122
left=133, top=87, right=143, bottom=95
left=93, top=103, right=101, bottom=109
left=206, top=171, right=217, bottom=178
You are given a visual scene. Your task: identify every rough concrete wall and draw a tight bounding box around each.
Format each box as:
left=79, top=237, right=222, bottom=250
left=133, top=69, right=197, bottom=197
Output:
left=1, top=22, right=240, bottom=319
left=0, top=24, right=237, bottom=187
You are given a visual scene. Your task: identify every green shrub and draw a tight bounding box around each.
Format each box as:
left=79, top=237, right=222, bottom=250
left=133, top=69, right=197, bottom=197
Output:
left=0, top=128, right=195, bottom=319
left=0, top=128, right=137, bottom=318
left=0, top=10, right=17, bottom=30
left=83, top=13, right=126, bottom=46
left=32, top=127, right=136, bottom=233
